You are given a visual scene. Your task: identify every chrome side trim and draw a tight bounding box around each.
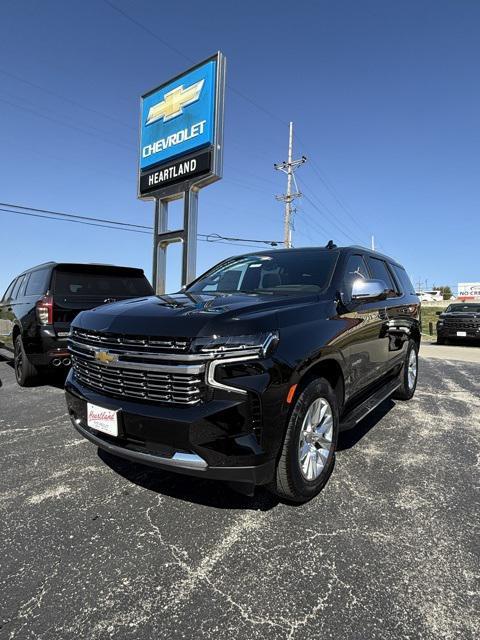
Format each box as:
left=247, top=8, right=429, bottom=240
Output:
left=207, top=355, right=259, bottom=395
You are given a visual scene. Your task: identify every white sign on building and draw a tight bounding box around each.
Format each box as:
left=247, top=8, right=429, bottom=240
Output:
left=457, top=282, right=480, bottom=300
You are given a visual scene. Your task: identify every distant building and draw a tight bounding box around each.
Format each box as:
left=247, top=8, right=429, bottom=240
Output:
left=457, top=282, right=480, bottom=301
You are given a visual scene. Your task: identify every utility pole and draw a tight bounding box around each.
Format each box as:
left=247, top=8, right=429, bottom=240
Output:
left=274, top=122, right=307, bottom=248
left=371, top=235, right=375, bottom=251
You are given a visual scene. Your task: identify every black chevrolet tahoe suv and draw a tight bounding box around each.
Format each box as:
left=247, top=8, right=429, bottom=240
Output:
left=436, top=302, right=480, bottom=344
left=0, top=262, right=153, bottom=386
left=65, top=245, right=420, bottom=502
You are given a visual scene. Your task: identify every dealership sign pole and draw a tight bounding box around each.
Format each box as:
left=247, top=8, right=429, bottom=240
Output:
left=138, top=52, right=226, bottom=293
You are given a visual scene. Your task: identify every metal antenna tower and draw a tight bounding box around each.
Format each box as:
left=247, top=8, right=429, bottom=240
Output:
left=274, top=121, right=307, bottom=248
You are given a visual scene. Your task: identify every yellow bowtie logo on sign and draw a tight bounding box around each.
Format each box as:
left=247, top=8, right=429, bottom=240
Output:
left=146, top=79, right=205, bottom=125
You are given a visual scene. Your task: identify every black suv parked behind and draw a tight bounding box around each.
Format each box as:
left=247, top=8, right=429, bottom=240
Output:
left=436, top=302, right=480, bottom=343
left=66, top=245, right=420, bottom=502
left=0, top=263, right=153, bottom=386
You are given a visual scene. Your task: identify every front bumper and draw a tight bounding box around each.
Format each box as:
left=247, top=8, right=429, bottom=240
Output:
left=65, top=374, right=276, bottom=487
left=437, top=325, right=480, bottom=340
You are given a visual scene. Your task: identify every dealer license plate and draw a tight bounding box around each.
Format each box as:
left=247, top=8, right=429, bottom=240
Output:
left=456, top=331, right=467, bottom=337
left=87, top=402, right=118, bottom=437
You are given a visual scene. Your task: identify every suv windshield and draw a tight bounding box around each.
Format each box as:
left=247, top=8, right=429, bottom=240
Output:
left=187, top=250, right=338, bottom=295
left=53, top=269, right=153, bottom=297
left=446, top=304, right=480, bottom=313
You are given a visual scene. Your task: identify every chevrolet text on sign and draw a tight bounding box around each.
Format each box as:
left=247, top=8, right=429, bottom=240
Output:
left=140, top=60, right=216, bottom=171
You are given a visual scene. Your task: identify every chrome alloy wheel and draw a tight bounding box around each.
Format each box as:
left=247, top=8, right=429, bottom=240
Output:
left=407, top=349, right=417, bottom=389
left=298, top=397, right=334, bottom=481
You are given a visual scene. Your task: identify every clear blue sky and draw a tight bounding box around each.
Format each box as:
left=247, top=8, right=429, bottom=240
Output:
left=1, top=0, right=479, bottom=294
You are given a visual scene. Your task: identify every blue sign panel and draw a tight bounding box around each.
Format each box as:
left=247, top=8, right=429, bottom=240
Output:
left=140, top=60, right=216, bottom=170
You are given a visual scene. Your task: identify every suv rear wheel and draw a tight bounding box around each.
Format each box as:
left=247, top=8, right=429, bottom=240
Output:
left=271, top=378, right=339, bottom=503
left=14, top=335, right=38, bottom=387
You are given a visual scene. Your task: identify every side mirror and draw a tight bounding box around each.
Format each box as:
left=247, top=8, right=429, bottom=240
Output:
left=351, top=278, right=388, bottom=302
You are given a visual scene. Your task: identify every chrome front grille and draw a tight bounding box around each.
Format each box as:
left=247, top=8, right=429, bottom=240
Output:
left=69, top=330, right=204, bottom=405
left=71, top=328, right=190, bottom=352
left=72, top=356, right=203, bottom=405
left=443, top=319, right=480, bottom=330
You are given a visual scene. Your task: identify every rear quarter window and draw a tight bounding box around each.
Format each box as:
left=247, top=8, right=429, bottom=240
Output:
left=25, top=268, right=51, bottom=296
left=11, top=275, right=26, bottom=300
left=2, top=279, right=17, bottom=302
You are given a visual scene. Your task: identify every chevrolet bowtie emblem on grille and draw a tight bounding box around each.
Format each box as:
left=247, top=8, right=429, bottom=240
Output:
left=94, top=350, right=118, bottom=364
left=146, top=79, right=205, bottom=125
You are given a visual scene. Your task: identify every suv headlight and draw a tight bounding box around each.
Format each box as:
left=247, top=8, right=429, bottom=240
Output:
left=192, top=332, right=278, bottom=357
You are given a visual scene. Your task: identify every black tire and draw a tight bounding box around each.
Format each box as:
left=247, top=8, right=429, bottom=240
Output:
left=270, top=378, right=339, bottom=503
left=436, top=337, right=446, bottom=345
left=14, top=335, right=38, bottom=387
left=393, top=339, right=418, bottom=401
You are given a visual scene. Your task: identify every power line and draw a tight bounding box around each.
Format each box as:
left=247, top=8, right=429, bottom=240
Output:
left=0, top=202, right=151, bottom=229
left=0, top=204, right=282, bottom=248
left=0, top=96, right=134, bottom=152
left=0, top=207, right=149, bottom=234
left=204, top=233, right=282, bottom=247
left=301, top=192, right=360, bottom=245
left=295, top=134, right=369, bottom=236
left=295, top=205, right=333, bottom=240
left=0, top=67, right=135, bottom=130
left=296, top=177, right=364, bottom=245
left=102, top=0, right=289, bottom=128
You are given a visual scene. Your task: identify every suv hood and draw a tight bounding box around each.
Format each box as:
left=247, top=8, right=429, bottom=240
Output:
left=72, top=292, right=319, bottom=338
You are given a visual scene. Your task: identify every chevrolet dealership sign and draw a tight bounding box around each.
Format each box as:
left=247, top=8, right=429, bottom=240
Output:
left=138, top=53, right=225, bottom=197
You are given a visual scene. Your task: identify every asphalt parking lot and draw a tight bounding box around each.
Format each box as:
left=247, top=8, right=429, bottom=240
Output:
left=1, top=349, right=479, bottom=640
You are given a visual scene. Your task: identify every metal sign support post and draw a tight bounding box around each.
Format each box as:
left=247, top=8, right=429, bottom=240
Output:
left=151, top=187, right=199, bottom=294
left=182, top=187, right=198, bottom=287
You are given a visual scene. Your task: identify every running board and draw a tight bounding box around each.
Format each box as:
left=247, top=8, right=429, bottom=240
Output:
left=340, top=379, right=400, bottom=431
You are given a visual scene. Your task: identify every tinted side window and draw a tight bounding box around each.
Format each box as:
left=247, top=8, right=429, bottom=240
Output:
left=366, top=257, right=397, bottom=297
left=2, top=279, right=17, bottom=302
left=391, top=265, right=415, bottom=295
left=343, top=254, right=369, bottom=292
left=11, top=275, right=26, bottom=301
left=25, top=268, right=50, bottom=296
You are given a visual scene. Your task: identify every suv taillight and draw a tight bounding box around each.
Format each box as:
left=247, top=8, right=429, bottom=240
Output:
left=36, top=295, right=53, bottom=325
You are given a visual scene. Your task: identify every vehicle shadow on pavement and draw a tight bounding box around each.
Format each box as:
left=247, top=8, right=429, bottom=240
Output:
left=337, top=398, right=395, bottom=451
left=98, top=449, right=281, bottom=511
left=96, top=398, right=396, bottom=510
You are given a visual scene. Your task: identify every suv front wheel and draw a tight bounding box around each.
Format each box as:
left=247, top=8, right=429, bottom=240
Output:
left=14, top=335, right=38, bottom=387
left=271, top=378, right=339, bottom=503
left=393, top=339, right=418, bottom=400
